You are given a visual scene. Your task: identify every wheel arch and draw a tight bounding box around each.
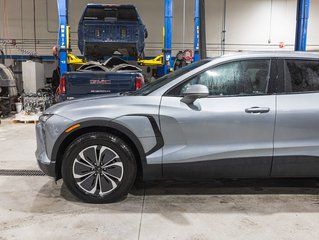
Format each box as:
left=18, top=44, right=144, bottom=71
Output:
left=52, top=119, right=146, bottom=180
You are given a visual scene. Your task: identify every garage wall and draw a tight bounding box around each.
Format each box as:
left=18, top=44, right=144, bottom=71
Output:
left=0, top=0, right=318, bottom=58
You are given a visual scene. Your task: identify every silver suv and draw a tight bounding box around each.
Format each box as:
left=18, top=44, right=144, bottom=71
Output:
left=36, top=52, right=319, bottom=203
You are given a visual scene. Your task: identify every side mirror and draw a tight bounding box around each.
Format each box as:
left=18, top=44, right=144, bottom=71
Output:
left=181, top=84, right=209, bottom=105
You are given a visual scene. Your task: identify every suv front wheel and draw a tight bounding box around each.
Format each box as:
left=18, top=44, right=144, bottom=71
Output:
left=61, top=132, right=137, bottom=203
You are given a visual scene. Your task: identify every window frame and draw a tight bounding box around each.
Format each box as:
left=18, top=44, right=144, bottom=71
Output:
left=164, top=57, right=277, bottom=98
left=279, top=58, right=319, bottom=95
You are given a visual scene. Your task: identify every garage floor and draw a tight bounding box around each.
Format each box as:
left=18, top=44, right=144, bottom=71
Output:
left=1, top=119, right=319, bottom=240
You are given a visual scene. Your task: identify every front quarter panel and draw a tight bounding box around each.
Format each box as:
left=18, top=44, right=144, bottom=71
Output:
left=44, top=114, right=73, bottom=159
left=45, top=96, right=162, bottom=174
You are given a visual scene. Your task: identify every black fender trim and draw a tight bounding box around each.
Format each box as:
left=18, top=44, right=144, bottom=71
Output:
left=124, top=114, right=164, bottom=156
left=51, top=116, right=163, bottom=180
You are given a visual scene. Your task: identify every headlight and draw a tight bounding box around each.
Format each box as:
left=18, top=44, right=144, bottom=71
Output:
left=39, top=114, right=53, bottom=123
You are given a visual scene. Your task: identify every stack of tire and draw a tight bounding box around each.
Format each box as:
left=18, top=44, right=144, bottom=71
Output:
left=0, top=64, right=17, bottom=116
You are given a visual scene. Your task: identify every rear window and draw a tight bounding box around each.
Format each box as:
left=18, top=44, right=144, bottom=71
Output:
left=284, top=60, right=319, bottom=93
left=83, top=7, right=138, bottom=21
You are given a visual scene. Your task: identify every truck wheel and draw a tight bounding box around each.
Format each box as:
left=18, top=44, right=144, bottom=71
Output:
left=61, top=132, right=137, bottom=203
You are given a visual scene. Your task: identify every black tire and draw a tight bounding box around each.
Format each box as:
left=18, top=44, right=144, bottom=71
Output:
left=61, top=132, right=137, bottom=204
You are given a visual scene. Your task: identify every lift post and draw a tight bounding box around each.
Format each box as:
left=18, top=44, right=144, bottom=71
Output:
left=295, top=0, right=310, bottom=51
left=194, top=0, right=200, bottom=62
left=199, top=0, right=207, bottom=59
left=57, top=0, right=68, bottom=76
left=163, top=0, right=173, bottom=74
left=194, top=0, right=206, bottom=61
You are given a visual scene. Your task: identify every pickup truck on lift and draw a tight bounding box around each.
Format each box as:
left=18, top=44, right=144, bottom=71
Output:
left=57, top=4, right=147, bottom=101
left=57, top=57, right=145, bottom=101
left=78, top=4, right=147, bottom=60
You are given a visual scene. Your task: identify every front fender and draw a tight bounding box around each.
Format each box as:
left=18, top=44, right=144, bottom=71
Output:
left=51, top=116, right=163, bottom=180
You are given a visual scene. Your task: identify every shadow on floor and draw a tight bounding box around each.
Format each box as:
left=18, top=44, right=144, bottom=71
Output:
left=22, top=177, right=319, bottom=216
left=57, top=178, right=319, bottom=200
left=130, top=178, right=319, bottom=196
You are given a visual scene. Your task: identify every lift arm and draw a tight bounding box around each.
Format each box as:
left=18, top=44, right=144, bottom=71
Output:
left=137, top=54, right=164, bottom=66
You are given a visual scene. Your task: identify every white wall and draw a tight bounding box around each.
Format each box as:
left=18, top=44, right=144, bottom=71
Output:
left=0, top=0, right=318, bottom=58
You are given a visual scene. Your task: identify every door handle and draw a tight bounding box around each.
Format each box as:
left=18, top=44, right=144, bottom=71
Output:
left=245, top=107, right=270, bottom=114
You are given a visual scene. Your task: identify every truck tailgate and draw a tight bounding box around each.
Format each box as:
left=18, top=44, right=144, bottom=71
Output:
left=65, top=72, right=137, bottom=98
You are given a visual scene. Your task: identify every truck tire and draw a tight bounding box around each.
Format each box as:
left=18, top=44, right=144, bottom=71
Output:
left=61, top=132, right=137, bottom=203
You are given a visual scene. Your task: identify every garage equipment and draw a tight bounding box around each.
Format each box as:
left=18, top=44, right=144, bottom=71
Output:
left=163, top=0, right=173, bottom=74
left=57, top=0, right=69, bottom=76
left=22, top=88, right=54, bottom=114
left=174, top=50, right=194, bottom=70
left=198, top=0, right=207, bottom=59
left=0, top=50, right=4, bottom=64
left=162, top=0, right=206, bottom=74
left=22, top=61, right=45, bottom=93
left=0, top=64, right=17, bottom=116
left=137, top=54, right=164, bottom=67
left=67, top=53, right=86, bottom=65
left=57, top=0, right=207, bottom=77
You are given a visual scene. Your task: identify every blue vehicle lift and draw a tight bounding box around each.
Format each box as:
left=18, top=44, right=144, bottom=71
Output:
left=162, top=0, right=203, bottom=74
left=57, top=0, right=68, bottom=76
left=57, top=0, right=312, bottom=76
left=295, top=0, right=310, bottom=51
left=163, top=0, right=173, bottom=74
left=60, top=0, right=319, bottom=78
left=56, top=0, right=204, bottom=76
left=194, top=0, right=200, bottom=62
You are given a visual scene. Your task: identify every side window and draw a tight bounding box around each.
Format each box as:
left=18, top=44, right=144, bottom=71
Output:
left=168, top=59, right=271, bottom=96
left=284, top=60, right=319, bottom=93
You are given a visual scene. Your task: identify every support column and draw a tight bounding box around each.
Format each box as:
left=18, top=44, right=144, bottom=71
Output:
left=295, top=0, right=310, bottom=51
left=199, top=0, right=207, bottom=59
left=194, top=0, right=206, bottom=61
left=57, top=0, right=68, bottom=75
left=163, top=0, right=173, bottom=74
left=194, top=0, right=200, bottom=62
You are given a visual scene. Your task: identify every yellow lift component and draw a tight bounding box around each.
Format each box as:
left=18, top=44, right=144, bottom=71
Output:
left=137, top=53, right=164, bottom=66
left=65, top=25, right=86, bottom=65
left=137, top=27, right=165, bottom=67
left=67, top=53, right=86, bottom=65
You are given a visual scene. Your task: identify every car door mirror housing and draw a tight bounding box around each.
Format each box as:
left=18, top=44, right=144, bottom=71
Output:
left=181, top=84, right=209, bottom=105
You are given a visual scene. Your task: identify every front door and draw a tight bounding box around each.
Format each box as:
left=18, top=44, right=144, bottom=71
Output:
left=160, top=59, right=277, bottom=179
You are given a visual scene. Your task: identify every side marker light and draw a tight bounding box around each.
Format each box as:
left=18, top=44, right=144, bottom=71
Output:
left=65, top=124, right=81, bottom=133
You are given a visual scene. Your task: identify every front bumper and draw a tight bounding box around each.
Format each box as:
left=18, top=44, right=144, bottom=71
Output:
left=35, top=122, right=56, bottom=177
left=35, top=114, right=73, bottom=178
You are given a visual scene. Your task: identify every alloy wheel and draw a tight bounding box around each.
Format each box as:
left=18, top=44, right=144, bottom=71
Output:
left=72, top=145, right=124, bottom=196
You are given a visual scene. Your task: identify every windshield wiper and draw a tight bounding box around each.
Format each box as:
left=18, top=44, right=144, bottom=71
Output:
left=120, top=91, right=135, bottom=96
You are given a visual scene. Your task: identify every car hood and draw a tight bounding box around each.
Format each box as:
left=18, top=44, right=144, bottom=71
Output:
left=45, top=94, right=161, bottom=121
left=45, top=94, right=121, bottom=115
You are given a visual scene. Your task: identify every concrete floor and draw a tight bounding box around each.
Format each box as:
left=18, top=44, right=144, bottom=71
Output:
left=1, top=118, right=319, bottom=240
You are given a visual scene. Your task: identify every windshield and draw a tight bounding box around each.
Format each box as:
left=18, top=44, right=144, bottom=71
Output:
left=132, top=60, right=211, bottom=96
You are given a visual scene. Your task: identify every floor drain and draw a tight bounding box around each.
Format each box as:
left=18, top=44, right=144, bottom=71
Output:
left=0, top=169, right=45, bottom=176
